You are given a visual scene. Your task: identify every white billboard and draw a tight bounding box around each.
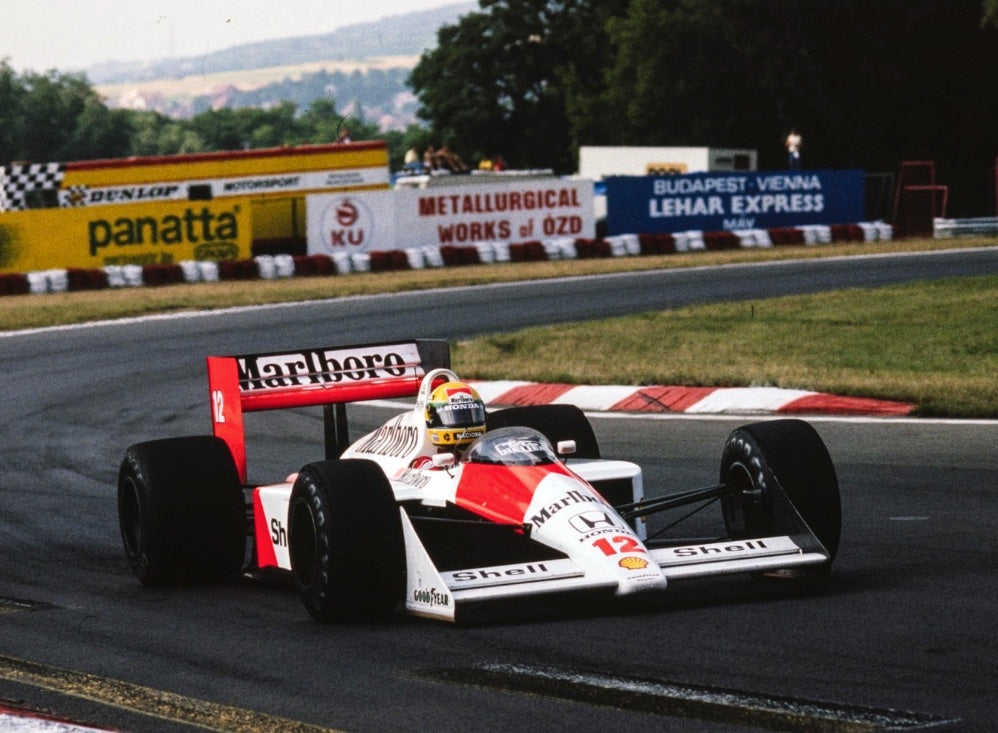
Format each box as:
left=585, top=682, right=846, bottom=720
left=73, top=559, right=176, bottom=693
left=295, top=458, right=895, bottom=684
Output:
left=307, top=179, right=595, bottom=254
left=306, top=191, right=397, bottom=256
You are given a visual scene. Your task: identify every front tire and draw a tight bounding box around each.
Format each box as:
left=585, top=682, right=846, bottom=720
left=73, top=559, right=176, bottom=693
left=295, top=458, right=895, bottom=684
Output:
left=288, top=459, right=404, bottom=623
left=719, top=419, right=840, bottom=566
left=117, top=436, right=246, bottom=585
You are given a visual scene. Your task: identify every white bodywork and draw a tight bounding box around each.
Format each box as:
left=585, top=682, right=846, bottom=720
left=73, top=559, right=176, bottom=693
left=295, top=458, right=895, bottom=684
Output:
left=248, top=367, right=828, bottom=622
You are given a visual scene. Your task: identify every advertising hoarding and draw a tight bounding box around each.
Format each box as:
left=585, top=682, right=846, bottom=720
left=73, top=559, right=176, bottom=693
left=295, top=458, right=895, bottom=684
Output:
left=0, top=199, right=253, bottom=272
left=605, top=169, right=865, bottom=235
left=0, top=143, right=390, bottom=274
left=306, top=192, right=397, bottom=255
left=307, top=179, right=595, bottom=255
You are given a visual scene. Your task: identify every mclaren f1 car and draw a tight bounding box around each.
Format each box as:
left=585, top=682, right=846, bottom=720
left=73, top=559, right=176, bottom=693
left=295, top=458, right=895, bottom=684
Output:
left=117, top=339, right=841, bottom=622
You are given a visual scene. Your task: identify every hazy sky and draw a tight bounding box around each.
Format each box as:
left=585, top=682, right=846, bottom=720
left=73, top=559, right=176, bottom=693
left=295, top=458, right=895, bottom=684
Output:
left=1, top=0, right=464, bottom=73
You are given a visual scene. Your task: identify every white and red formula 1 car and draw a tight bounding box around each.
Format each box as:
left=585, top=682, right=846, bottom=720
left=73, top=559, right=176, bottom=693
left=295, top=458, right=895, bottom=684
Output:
left=117, top=339, right=841, bottom=623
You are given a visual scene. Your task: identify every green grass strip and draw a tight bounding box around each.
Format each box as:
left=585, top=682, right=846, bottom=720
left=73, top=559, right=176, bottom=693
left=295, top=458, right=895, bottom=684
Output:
left=453, top=274, right=998, bottom=418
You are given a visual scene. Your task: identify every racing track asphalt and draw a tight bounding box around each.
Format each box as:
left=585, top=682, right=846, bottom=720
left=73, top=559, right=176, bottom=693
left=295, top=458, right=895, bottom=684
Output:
left=0, top=247, right=996, bottom=732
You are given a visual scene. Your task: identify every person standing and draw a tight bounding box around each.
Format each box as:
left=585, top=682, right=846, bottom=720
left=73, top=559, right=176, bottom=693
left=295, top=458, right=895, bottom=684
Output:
left=785, top=128, right=802, bottom=169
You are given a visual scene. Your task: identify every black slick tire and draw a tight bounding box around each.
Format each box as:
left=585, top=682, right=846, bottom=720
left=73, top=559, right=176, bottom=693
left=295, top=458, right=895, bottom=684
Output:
left=719, top=419, right=840, bottom=566
left=117, top=436, right=246, bottom=585
left=288, top=459, right=404, bottom=623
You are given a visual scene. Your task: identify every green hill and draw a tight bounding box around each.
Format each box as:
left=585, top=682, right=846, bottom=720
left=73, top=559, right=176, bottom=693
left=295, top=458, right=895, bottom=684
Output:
left=89, top=3, right=475, bottom=129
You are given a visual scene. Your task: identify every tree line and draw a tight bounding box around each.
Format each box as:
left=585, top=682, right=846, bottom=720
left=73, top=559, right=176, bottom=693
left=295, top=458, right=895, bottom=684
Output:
left=409, top=0, right=998, bottom=214
left=3, top=1, right=998, bottom=216
left=411, top=0, right=998, bottom=174
left=0, top=60, right=390, bottom=162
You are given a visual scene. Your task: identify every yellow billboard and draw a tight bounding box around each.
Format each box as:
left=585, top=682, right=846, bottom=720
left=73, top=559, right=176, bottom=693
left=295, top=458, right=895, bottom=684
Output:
left=0, top=199, right=252, bottom=273
left=0, top=142, right=390, bottom=273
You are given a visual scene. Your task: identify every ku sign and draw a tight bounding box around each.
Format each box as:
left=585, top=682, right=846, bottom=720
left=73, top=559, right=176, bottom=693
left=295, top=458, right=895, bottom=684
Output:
left=606, top=169, right=865, bottom=235
left=307, top=191, right=396, bottom=254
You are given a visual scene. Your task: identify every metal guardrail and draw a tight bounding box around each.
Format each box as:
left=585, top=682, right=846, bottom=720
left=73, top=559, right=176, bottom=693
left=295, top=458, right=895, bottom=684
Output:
left=934, top=217, right=998, bottom=237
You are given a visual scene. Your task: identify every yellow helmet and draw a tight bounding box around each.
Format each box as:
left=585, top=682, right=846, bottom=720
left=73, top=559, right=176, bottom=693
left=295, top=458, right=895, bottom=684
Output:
left=425, top=382, right=486, bottom=448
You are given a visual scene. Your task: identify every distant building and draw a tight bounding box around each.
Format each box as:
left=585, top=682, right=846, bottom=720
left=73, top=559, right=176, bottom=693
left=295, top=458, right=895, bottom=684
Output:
left=578, top=146, right=757, bottom=180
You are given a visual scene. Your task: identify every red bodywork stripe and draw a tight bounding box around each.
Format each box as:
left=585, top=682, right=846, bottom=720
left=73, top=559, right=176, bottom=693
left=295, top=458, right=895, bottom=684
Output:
left=252, top=491, right=279, bottom=569
left=455, top=462, right=574, bottom=525
left=239, top=377, right=424, bottom=412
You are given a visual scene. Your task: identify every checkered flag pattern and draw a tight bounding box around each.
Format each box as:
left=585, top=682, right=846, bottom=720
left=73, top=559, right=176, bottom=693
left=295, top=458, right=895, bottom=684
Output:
left=0, top=163, right=66, bottom=211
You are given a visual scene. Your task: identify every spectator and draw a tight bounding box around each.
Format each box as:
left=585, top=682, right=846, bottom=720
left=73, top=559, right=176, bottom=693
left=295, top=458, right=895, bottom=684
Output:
left=478, top=155, right=494, bottom=171
left=337, top=125, right=352, bottom=143
left=785, top=128, right=802, bottom=169
left=403, top=146, right=423, bottom=174
left=492, top=154, right=506, bottom=172
left=423, top=145, right=438, bottom=172
left=437, top=144, right=468, bottom=173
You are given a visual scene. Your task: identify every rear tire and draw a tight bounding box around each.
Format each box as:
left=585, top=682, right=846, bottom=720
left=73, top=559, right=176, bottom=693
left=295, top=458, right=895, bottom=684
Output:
left=719, top=419, right=840, bottom=566
left=117, top=436, right=246, bottom=585
left=288, top=459, right=404, bottom=623
left=487, top=404, right=600, bottom=458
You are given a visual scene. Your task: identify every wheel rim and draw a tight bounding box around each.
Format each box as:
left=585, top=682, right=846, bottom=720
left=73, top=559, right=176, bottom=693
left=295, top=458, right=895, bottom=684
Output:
left=722, top=461, right=754, bottom=536
left=723, top=456, right=773, bottom=539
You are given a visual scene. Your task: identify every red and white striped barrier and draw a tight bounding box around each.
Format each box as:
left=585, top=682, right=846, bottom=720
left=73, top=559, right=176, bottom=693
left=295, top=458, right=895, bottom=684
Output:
left=471, top=380, right=915, bottom=416
left=0, top=704, right=114, bottom=732
left=2, top=222, right=893, bottom=296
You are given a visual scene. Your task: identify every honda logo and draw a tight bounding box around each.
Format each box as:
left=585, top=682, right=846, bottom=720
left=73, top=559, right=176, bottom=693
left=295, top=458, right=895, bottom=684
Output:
left=570, top=511, right=620, bottom=533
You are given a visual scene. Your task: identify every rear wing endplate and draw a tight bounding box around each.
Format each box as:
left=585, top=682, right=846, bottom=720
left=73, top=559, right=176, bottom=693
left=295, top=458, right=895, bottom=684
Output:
left=207, top=339, right=449, bottom=482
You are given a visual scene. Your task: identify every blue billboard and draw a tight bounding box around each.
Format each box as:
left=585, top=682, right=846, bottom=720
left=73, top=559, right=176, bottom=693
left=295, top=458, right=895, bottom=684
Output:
left=605, top=169, right=865, bottom=235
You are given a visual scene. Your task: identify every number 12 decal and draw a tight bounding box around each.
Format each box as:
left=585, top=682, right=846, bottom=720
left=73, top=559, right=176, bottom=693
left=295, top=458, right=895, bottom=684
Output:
left=212, top=389, right=225, bottom=423
left=592, top=535, right=646, bottom=556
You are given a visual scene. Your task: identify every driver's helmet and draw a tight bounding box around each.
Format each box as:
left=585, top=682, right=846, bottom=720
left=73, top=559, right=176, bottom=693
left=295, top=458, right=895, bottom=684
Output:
left=425, top=381, right=486, bottom=448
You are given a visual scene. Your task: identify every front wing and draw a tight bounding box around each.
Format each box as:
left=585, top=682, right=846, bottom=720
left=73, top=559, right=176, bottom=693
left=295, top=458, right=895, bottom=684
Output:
left=401, top=511, right=829, bottom=621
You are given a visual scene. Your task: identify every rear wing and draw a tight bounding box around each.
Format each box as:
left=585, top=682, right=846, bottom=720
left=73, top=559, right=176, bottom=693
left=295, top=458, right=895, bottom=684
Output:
left=206, top=339, right=450, bottom=482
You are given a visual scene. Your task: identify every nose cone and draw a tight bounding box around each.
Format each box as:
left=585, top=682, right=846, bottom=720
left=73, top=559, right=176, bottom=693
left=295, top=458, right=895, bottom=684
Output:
left=525, top=472, right=667, bottom=594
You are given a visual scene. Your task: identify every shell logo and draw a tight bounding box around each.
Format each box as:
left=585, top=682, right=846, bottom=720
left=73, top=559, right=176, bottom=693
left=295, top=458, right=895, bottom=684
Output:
left=619, top=556, right=649, bottom=571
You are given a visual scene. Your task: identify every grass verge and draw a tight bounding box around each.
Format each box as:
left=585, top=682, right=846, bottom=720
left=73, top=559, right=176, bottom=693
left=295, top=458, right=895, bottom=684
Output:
left=1, top=237, right=989, bottom=332
left=2, top=236, right=996, bottom=417
left=452, top=274, right=998, bottom=418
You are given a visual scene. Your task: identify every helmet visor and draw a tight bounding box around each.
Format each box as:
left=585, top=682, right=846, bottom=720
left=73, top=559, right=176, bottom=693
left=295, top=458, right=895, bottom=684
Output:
left=430, top=401, right=486, bottom=428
